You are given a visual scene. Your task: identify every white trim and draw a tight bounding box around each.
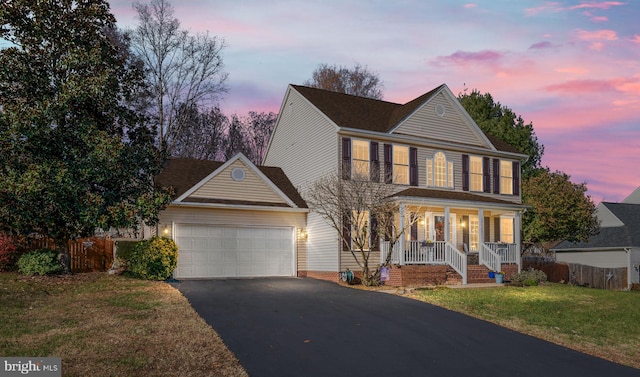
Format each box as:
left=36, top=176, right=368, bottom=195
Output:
left=175, top=152, right=299, bottom=208
left=169, top=201, right=309, bottom=213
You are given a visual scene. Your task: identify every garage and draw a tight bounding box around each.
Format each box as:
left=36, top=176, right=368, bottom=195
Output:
left=174, top=224, right=295, bottom=278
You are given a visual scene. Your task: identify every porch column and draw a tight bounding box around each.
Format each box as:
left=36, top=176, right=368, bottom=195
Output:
left=444, top=206, right=450, bottom=244
left=515, top=211, right=522, bottom=272
left=399, top=203, right=405, bottom=265
left=478, top=208, right=484, bottom=245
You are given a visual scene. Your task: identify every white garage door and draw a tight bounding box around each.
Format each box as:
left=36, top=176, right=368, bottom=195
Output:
left=174, top=224, right=294, bottom=278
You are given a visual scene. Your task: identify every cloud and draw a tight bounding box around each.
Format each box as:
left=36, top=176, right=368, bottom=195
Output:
left=524, top=2, right=562, bottom=16
left=431, top=50, right=504, bottom=67
left=464, top=3, right=478, bottom=8
left=631, top=35, right=640, bottom=43
left=568, top=2, right=626, bottom=11
left=529, top=41, right=554, bottom=50
left=575, top=29, right=618, bottom=41
left=544, top=79, right=616, bottom=93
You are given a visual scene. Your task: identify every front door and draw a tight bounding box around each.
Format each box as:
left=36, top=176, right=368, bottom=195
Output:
left=425, top=212, right=457, bottom=244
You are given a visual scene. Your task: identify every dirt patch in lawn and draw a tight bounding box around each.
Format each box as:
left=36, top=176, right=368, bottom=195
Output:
left=0, top=272, right=248, bottom=377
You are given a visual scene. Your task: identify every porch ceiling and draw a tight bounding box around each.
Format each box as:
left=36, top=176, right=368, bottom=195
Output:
left=390, top=187, right=527, bottom=210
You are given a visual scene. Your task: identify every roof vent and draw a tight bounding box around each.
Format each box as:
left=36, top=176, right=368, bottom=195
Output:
left=231, top=167, right=245, bottom=181
left=435, top=104, right=446, bottom=117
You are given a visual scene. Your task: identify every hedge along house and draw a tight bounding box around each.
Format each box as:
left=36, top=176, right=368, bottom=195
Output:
left=264, top=84, right=528, bottom=285
left=154, top=153, right=308, bottom=279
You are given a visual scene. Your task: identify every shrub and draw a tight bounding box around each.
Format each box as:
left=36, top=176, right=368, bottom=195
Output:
left=0, top=233, right=21, bottom=271
left=510, top=267, right=547, bottom=287
left=17, top=249, right=63, bottom=276
left=127, top=236, right=178, bottom=280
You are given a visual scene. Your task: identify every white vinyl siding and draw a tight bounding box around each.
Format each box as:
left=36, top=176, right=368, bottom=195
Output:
left=391, top=92, right=489, bottom=147
left=263, top=88, right=340, bottom=271
left=189, top=159, right=286, bottom=204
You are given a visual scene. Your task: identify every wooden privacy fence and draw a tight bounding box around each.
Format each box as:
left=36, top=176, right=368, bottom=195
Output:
left=523, top=257, right=628, bottom=290
left=568, top=264, right=627, bottom=290
left=26, top=237, right=114, bottom=273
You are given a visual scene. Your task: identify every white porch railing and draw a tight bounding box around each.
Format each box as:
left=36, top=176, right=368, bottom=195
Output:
left=381, top=241, right=467, bottom=284
left=485, top=242, right=519, bottom=264
left=480, top=243, right=501, bottom=273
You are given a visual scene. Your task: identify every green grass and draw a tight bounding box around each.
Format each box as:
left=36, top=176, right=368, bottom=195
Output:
left=413, top=284, right=640, bottom=368
left=0, top=272, right=248, bottom=377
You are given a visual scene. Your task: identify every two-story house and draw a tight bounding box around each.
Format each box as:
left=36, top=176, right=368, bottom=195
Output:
left=264, top=84, right=527, bottom=284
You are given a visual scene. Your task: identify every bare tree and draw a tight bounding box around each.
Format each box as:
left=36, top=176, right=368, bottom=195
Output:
left=245, top=111, right=277, bottom=165
left=224, top=114, right=252, bottom=160
left=171, top=104, right=228, bottom=160
left=304, top=63, right=384, bottom=99
left=305, top=171, right=420, bottom=286
left=131, top=0, right=228, bottom=155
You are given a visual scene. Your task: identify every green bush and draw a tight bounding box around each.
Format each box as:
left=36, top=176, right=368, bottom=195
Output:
left=510, top=267, right=547, bottom=287
left=17, top=249, right=63, bottom=276
left=127, top=237, right=178, bottom=280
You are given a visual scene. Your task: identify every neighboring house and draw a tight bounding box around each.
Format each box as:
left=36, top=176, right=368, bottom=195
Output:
left=264, top=84, right=528, bottom=284
left=154, top=153, right=308, bottom=279
left=553, top=187, right=640, bottom=288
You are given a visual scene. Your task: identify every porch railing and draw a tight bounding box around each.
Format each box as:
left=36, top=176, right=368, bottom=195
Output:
left=381, top=240, right=467, bottom=284
left=479, top=243, right=501, bottom=273
left=485, top=242, right=519, bottom=264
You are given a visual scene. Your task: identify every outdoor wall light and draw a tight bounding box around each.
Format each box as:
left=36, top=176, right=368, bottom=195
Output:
left=298, top=228, right=308, bottom=240
left=460, top=218, right=466, bottom=228
left=163, top=225, right=170, bottom=235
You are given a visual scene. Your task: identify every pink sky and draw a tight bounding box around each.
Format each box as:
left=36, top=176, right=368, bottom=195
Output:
left=109, top=0, right=640, bottom=203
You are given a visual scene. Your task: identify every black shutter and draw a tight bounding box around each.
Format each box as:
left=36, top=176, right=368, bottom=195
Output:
left=484, top=217, right=491, bottom=244
left=493, top=159, right=500, bottom=194
left=462, top=215, right=469, bottom=250
left=409, top=147, right=418, bottom=186
left=384, top=144, right=393, bottom=184
left=410, top=217, right=418, bottom=241
left=513, top=161, right=520, bottom=196
left=462, top=154, right=469, bottom=191
left=483, top=157, right=491, bottom=193
left=494, top=217, right=501, bottom=243
left=370, top=213, right=379, bottom=251
left=342, top=138, right=351, bottom=180
left=342, top=213, right=351, bottom=251
left=370, top=141, right=379, bottom=182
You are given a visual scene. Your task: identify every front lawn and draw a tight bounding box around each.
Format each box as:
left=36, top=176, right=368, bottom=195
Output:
left=0, top=273, right=247, bottom=377
left=413, top=284, right=640, bottom=369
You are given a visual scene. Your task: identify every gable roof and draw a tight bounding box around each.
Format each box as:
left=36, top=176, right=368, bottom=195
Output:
left=290, top=84, right=520, bottom=155
left=391, top=187, right=526, bottom=208
left=554, top=202, right=640, bottom=250
left=155, top=157, right=307, bottom=209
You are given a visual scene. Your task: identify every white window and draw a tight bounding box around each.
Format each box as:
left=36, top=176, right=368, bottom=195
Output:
left=500, top=217, right=514, bottom=243
left=469, top=215, right=479, bottom=251
left=351, top=139, right=370, bottom=180
left=500, top=160, right=513, bottom=195
left=470, top=156, right=483, bottom=192
left=427, top=152, right=454, bottom=188
left=425, top=212, right=456, bottom=243
left=393, top=145, right=409, bottom=185
left=352, top=209, right=370, bottom=250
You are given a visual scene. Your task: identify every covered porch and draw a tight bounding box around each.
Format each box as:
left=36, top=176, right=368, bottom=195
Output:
left=380, top=191, right=525, bottom=285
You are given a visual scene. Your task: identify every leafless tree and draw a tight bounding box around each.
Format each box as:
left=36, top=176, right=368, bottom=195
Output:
left=131, top=0, right=228, bottom=155
left=245, top=111, right=277, bottom=165
left=304, top=63, right=384, bottom=99
left=305, top=171, right=420, bottom=286
left=171, top=104, right=228, bottom=160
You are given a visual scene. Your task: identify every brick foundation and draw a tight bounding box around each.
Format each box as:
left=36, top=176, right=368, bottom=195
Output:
left=385, top=265, right=448, bottom=287
left=300, top=270, right=340, bottom=283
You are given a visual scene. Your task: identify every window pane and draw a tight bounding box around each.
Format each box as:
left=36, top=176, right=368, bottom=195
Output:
left=500, top=217, right=514, bottom=243
left=448, top=161, right=453, bottom=188
left=427, top=159, right=433, bottom=186
left=470, top=215, right=479, bottom=250
left=435, top=152, right=446, bottom=187
left=470, top=156, right=483, bottom=191
left=393, top=145, right=409, bottom=184
left=352, top=140, right=369, bottom=180
left=500, top=160, right=513, bottom=195
left=352, top=210, right=370, bottom=250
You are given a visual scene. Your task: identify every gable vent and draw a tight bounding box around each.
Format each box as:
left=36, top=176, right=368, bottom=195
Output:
left=231, top=167, right=246, bottom=181
left=435, top=104, right=446, bottom=117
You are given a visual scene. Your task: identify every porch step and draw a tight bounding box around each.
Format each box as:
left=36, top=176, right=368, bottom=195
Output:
left=467, top=265, right=493, bottom=284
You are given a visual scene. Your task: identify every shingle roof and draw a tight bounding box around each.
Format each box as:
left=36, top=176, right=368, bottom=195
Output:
left=155, top=158, right=307, bottom=209
left=554, top=202, right=640, bottom=250
left=390, top=187, right=525, bottom=207
left=291, top=84, right=520, bottom=154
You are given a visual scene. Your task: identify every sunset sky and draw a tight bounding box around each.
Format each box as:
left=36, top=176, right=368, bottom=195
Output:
left=108, top=0, right=640, bottom=203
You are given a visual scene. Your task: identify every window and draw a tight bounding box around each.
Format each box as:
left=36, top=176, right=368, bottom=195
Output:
left=425, top=212, right=456, bottom=243
left=469, top=215, right=479, bottom=250
left=500, top=217, right=514, bottom=243
left=352, top=139, right=369, bottom=180
left=427, top=152, right=454, bottom=188
left=500, top=160, right=513, bottom=195
left=352, top=210, right=370, bottom=250
left=393, top=145, right=409, bottom=185
left=469, top=156, right=483, bottom=192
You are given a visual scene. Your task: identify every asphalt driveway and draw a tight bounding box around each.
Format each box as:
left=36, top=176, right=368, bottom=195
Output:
left=171, top=278, right=638, bottom=377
